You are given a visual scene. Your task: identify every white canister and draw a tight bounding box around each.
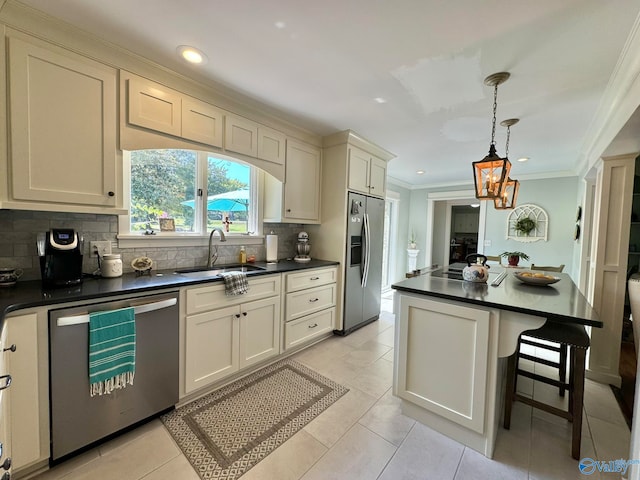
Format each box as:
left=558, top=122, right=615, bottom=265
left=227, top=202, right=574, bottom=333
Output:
left=102, top=254, right=123, bottom=278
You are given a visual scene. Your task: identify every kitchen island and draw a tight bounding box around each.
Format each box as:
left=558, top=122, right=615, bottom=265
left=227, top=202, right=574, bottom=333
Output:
left=391, top=267, right=601, bottom=458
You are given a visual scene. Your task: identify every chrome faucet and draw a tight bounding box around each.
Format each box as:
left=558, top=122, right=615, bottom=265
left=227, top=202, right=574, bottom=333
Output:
left=207, top=228, right=227, bottom=267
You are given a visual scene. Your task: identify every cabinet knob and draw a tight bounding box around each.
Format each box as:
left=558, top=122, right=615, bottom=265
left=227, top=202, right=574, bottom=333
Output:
left=2, top=345, right=15, bottom=353
left=1, top=470, right=10, bottom=480
left=286, top=208, right=291, bottom=212
left=1, top=457, right=10, bottom=470
left=235, top=314, right=241, bottom=318
left=107, top=191, right=115, bottom=197
left=242, top=312, right=247, bottom=316
left=0, top=375, right=11, bottom=391
left=370, top=186, right=375, bottom=190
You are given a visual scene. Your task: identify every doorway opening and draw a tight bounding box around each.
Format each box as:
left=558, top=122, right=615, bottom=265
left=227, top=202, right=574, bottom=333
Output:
left=382, top=195, right=399, bottom=293
left=448, top=204, right=480, bottom=264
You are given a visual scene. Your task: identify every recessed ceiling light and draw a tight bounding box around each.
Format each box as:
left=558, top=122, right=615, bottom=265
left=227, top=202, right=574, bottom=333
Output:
left=275, top=21, right=286, bottom=29
left=517, top=157, right=529, bottom=162
left=374, top=97, right=387, bottom=104
left=176, top=45, right=208, bottom=65
left=416, top=170, right=425, bottom=175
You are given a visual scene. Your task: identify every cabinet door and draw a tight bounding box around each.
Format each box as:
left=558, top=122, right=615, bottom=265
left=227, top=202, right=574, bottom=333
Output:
left=128, top=76, right=182, bottom=136
left=257, top=126, right=286, bottom=165
left=0, top=322, right=11, bottom=478
left=182, top=97, right=224, bottom=147
left=185, top=305, right=240, bottom=393
left=239, top=297, right=281, bottom=369
left=5, top=314, right=40, bottom=471
left=8, top=35, right=117, bottom=206
left=369, top=156, right=387, bottom=197
left=284, top=140, right=321, bottom=222
left=224, top=115, right=258, bottom=157
left=347, top=146, right=371, bottom=194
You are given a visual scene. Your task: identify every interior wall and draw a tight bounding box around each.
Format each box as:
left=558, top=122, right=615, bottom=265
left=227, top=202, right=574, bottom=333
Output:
left=483, top=176, right=580, bottom=278
left=406, top=177, right=579, bottom=277
left=432, top=201, right=447, bottom=267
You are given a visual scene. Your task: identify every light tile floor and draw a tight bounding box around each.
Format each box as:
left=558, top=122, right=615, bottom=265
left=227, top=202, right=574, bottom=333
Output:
left=32, top=292, right=630, bottom=480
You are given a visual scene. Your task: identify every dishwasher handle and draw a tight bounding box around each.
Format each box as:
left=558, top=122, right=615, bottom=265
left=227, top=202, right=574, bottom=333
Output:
left=56, top=297, right=177, bottom=327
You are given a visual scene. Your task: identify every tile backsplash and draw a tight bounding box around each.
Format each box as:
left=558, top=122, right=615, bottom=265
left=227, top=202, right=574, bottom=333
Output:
left=0, top=210, right=309, bottom=281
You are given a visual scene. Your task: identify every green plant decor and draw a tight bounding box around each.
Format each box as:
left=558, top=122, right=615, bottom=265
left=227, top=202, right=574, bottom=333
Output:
left=500, top=251, right=530, bottom=266
left=513, top=217, right=537, bottom=235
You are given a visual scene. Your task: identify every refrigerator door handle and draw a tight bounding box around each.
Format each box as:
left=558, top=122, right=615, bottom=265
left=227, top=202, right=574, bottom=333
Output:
left=363, top=213, right=371, bottom=287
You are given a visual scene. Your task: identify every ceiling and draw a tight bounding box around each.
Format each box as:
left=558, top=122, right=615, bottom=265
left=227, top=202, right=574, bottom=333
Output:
left=14, top=0, right=640, bottom=188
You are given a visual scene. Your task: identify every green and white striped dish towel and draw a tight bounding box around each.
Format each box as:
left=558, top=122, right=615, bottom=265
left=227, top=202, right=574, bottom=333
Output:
left=89, top=307, right=136, bottom=397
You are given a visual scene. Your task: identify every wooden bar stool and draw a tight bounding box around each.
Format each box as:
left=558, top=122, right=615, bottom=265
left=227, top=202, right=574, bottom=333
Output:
left=503, top=320, right=590, bottom=460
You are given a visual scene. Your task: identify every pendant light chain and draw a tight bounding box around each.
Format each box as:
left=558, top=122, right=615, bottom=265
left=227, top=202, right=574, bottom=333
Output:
left=505, top=125, right=511, bottom=157
left=490, top=83, right=498, bottom=147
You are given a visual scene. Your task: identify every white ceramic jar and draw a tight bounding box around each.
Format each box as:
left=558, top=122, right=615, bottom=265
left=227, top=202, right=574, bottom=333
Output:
left=102, top=254, right=123, bottom=278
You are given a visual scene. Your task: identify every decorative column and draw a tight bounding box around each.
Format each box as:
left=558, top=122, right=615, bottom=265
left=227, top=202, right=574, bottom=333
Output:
left=407, top=249, right=420, bottom=272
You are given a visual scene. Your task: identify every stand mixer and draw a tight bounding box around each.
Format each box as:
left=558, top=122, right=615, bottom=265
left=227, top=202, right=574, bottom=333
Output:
left=294, top=231, right=311, bottom=263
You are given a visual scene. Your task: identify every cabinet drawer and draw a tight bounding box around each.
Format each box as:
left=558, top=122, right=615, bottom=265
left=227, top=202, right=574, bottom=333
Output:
left=285, top=267, right=337, bottom=292
left=285, top=284, right=336, bottom=322
left=186, top=274, right=281, bottom=315
left=285, top=308, right=335, bottom=350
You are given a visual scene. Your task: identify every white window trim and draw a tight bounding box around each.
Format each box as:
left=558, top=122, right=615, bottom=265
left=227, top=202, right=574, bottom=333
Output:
left=118, top=150, right=264, bottom=249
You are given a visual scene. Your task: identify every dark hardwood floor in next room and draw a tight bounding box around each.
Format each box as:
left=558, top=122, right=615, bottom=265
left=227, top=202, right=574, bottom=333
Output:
left=612, top=316, right=636, bottom=429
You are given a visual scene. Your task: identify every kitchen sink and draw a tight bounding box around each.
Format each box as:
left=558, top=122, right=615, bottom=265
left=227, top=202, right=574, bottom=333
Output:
left=175, top=264, right=266, bottom=278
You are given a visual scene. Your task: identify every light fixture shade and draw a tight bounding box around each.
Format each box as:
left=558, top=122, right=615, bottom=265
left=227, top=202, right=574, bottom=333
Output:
left=472, top=144, right=511, bottom=200
left=493, top=177, right=519, bottom=209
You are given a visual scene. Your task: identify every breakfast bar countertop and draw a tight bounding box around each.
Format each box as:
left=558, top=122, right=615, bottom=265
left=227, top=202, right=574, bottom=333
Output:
left=391, top=267, right=602, bottom=328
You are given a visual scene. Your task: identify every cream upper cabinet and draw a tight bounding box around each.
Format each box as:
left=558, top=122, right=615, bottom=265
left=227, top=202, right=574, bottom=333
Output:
left=348, top=146, right=386, bottom=197
left=224, top=115, right=258, bottom=157
left=263, top=139, right=322, bottom=224
left=126, top=72, right=224, bottom=148
left=128, top=76, right=182, bottom=136
left=257, top=126, right=286, bottom=166
left=7, top=34, right=118, bottom=208
left=283, top=140, right=321, bottom=222
left=182, top=98, right=224, bottom=147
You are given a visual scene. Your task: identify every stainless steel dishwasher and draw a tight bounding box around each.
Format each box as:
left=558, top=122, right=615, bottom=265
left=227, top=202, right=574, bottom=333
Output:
left=48, top=291, right=179, bottom=462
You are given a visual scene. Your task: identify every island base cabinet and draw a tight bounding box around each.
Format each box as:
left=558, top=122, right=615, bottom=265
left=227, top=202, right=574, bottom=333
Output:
left=393, top=293, right=501, bottom=457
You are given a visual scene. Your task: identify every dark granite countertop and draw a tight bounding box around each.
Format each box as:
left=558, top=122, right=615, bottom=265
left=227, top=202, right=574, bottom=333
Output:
left=391, top=267, right=602, bottom=327
left=0, top=259, right=339, bottom=322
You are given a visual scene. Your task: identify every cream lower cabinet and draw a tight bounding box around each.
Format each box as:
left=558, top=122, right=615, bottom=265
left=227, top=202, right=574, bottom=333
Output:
left=7, top=32, right=119, bottom=210
left=0, top=320, right=11, bottom=479
left=184, top=275, right=281, bottom=394
left=284, top=267, right=337, bottom=350
left=4, top=311, right=49, bottom=475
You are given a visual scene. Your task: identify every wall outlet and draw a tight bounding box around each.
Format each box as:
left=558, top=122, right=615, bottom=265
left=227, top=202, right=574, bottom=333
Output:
left=90, top=241, right=112, bottom=257
left=484, top=239, right=492, bottom=247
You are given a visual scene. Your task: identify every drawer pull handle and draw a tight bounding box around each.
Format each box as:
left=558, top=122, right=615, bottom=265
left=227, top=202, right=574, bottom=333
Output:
left=3, top=345, right=16, bottom=353
left=309, top=298, right=319, bottom=303
left=310, top=277, right=320, bottom=280
left=0, top=375, right=11, bottom=391
left=308, top=323, right=318, bottom=329
left=1, top=457, right=10, bottom=470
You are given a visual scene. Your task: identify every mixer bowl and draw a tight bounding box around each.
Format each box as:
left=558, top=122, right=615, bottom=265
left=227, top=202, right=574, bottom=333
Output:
left=297, top=243, right=311, bottom=255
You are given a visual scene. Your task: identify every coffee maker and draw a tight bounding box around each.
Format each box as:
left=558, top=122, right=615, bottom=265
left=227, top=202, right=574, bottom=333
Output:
left=38, top=229, right=84, bottom=287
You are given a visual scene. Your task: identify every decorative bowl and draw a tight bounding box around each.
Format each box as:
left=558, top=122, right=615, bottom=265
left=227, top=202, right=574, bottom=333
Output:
left=514, top=271, right=560, bottom=286
left=131, top=256, right=153, bottom=271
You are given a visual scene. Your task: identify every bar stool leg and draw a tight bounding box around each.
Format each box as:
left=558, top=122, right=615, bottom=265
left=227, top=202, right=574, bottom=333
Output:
left=571, top=347, right=586, bottom=460
left=559, top=343, right=568, bottom=397
left=503, top=351, right=517, bottom=430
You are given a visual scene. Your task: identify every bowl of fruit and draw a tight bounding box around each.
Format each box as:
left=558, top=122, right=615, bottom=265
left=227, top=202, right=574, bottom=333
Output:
left=514, top=271, right=561, bottom=286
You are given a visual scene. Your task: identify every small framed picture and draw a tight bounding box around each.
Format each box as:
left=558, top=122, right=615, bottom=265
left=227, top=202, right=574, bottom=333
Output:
left=159, top=218, right=176, bottom=232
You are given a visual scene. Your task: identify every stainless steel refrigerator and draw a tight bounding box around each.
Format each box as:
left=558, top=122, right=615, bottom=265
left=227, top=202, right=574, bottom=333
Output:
left=339, top=192, right=385, bottom=335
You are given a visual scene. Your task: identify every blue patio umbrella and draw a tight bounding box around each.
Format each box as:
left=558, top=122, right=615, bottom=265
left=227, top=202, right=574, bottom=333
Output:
left=182, top=189, right=249, bottom=211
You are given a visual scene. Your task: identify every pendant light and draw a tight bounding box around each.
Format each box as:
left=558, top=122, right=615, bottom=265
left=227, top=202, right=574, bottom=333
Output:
left=472, top=72, right=511, bottom=200
left=494, top=118, right=520, bottom=210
